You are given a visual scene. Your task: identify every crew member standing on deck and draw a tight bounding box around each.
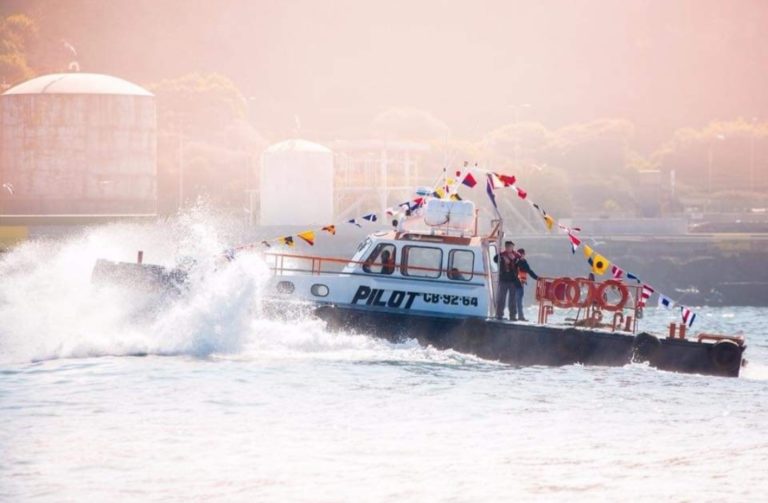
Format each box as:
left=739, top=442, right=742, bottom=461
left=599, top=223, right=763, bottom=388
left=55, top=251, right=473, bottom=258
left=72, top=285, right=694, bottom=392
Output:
left=514, top=248, right=539, bottom=321
left=494, top=241, right=520, bottom=320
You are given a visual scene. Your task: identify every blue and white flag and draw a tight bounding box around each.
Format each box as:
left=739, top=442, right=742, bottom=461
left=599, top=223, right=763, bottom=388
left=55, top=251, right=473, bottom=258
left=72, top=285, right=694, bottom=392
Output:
left=486, top=175, right=498, bottom=209
left=626, top=272, right=641, bottom=283
left=347, top=219, right=362, bottom=227
left=362, top=213, right=378, bottom=222
left=681, top=306, right=697, bottom=327
left=658, top=294, right=672, bottom=309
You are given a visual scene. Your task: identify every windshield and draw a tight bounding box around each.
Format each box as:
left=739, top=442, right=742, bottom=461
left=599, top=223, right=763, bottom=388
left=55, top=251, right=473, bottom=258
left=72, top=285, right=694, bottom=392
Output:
left=343, top=238, right=373, bottom=273
left=354, top=237, right=372, bottom=258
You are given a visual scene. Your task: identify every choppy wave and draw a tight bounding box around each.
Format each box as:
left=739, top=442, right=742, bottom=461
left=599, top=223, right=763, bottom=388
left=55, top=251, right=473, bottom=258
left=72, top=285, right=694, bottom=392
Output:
left=0, top=208, right=245, bottom=362
left=0, top=208, right=475, bottom=367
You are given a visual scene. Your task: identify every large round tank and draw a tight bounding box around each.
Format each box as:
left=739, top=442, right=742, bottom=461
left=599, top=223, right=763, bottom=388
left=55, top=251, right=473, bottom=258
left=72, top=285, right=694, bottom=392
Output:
left=0, top=73, right=156, bottom=215
left=260, top=139, right=334, bottom=226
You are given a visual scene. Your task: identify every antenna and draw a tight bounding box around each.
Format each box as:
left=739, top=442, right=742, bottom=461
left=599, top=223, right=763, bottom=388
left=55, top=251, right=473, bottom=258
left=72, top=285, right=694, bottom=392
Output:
left=442, top=165, right=447, bottom=199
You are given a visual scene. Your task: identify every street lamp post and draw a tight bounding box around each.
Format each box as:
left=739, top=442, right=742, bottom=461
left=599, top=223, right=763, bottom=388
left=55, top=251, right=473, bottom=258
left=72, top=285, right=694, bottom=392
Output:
left=707, top=142, right=713, bottom=196
left=707, top=134, right=725, bottom=209
left=750, top=117, right=758, bottom=193
left=0, top=183, right=13, bottom=221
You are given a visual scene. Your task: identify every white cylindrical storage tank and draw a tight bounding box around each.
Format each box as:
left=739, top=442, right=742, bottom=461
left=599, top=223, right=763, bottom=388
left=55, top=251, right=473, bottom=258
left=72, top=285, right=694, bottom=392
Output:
left=0, top=72, right=156, bottom=215
left=260, top=139, right=334, bottom=226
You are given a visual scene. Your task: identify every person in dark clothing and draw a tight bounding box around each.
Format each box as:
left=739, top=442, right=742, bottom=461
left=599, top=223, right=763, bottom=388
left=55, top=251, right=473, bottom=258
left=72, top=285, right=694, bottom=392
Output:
left=514, top=248, right=539, bottom=321
left=380, top=249, right=395, bottom=275
left=493, top=241, right=520, bottom=320
left=448, top=267, right=466, bottom=281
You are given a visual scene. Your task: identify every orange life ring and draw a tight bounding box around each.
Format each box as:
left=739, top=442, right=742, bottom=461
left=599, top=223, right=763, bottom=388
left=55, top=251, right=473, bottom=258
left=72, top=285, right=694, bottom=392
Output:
left=551, top=277, right=580, bottom=308
left=596, top=280, right=629, bottom=312
left=573, top=278, right=597, bottom=309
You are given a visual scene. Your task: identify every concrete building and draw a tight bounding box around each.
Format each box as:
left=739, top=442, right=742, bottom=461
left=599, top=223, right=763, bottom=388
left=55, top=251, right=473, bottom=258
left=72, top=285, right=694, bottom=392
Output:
left=0, top=72, right=157, bottom=215
left=259, top=139, right=334, bottom=226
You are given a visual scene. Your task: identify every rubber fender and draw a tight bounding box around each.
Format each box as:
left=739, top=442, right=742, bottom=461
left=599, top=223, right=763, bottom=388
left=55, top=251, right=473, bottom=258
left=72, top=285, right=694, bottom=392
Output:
left=633, top=332, right=661, bottom=362
left=710, top=340, right=742, bottom=372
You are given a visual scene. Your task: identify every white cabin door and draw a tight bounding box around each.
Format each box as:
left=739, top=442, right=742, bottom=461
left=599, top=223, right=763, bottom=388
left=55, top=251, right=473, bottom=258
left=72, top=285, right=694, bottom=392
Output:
left=486, top=243, right=499, bottom=318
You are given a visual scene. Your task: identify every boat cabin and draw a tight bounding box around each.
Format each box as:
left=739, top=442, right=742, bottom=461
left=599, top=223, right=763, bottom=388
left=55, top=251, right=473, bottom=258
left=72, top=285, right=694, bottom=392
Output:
left=264, top=199, right=503, bottom=318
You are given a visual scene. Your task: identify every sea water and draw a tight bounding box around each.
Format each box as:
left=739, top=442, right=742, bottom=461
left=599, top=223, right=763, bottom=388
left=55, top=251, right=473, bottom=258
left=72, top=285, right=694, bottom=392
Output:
left=1, top=213, right=767, bottom=502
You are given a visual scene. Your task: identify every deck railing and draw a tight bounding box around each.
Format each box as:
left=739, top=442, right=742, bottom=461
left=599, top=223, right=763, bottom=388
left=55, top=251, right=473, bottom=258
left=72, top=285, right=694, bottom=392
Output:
left=535, top=277, right=644, bottom=333
left=263, top=252, right=486, bottom=280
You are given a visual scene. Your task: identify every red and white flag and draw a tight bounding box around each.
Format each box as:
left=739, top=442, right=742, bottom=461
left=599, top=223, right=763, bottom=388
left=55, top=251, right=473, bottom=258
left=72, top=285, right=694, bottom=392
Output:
left=611, top=265, right=624, bottom=279
left=488, top=173, right=505, bottom=189
left=681, top=306, right=697, bottom=327
left=494, top=173, right=516, bottom=187
left=568, top=233, right=581, bottom=254
left=638, top=284, right=655, bottom=307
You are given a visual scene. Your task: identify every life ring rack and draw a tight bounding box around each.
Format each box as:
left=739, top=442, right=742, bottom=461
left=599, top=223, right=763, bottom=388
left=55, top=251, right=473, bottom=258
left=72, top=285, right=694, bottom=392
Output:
left=539, top=277, right=630, bottom=310
left=595, top=280, right=629, bottom=312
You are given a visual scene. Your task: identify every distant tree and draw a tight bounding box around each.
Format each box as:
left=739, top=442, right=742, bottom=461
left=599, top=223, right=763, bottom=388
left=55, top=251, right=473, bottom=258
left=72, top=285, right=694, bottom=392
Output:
left=149, top=72, right=248, bottom=138
left=482, top=122, right=553, bottom=168
left=480, top=118, right=639, bottom=216
left=520, top=165, right=574, bottom=218
left=481, top=118, right=635, bottom=177
left=548, top=118, right=635, bottom=179
left=0, top=13, right=38, bottom=86
left=149, top=72, right=266, bottom=215
left=655, top=119, right=768, bottom=197
left=371, top=107, right=450, bottom=141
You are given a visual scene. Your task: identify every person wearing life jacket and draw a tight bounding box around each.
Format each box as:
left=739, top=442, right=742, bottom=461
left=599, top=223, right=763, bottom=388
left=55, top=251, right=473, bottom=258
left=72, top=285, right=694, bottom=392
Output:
left=493, top=241, right=521, bottom=320
left=513, top=248, right=539, bottom=322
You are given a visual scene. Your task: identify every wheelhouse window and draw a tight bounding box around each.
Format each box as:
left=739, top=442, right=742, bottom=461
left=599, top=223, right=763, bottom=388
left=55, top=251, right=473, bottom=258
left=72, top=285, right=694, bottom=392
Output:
left=362, top=243, right=396, bottom=275
left=448, top=249, right=474, bottom=281
left=401, top=246, right=442, bottom=279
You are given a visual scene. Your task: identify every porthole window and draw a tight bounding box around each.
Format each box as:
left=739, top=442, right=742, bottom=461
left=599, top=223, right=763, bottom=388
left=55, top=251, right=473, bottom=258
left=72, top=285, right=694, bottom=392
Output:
left=310, top=284, right=329, bottom=297
left=276, top=281, right=295, bottom=294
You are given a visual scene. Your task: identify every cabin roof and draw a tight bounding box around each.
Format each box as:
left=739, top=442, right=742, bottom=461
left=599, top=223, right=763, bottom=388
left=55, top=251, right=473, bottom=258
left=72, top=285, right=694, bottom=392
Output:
left=369, top=230, right=485, bottom=247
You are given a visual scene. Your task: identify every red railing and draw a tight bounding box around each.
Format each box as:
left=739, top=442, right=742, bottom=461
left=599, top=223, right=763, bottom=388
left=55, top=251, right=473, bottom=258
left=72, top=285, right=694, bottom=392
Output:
left=534, top=276, right=643, bottom=333
left=263, top=252, right=487, bottom=279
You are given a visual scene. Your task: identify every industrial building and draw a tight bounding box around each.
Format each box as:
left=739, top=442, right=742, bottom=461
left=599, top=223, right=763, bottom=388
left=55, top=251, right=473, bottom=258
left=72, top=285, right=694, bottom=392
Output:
left=0, top=72, right=157, bottom=216
left=256, top=138, right=431, bottom=227
left=259, top=139, right=334, bottom=226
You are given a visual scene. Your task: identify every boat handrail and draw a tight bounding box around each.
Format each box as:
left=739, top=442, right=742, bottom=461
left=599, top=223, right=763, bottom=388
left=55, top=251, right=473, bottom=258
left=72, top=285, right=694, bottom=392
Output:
left=534, top=276, right=644, bottom=333
left=263, top=252, right=487, bottom=279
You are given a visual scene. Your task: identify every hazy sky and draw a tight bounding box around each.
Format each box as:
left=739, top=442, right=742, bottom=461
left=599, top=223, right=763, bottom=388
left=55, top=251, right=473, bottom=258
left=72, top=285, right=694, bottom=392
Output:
left=7, top=0, right=768, bottom=144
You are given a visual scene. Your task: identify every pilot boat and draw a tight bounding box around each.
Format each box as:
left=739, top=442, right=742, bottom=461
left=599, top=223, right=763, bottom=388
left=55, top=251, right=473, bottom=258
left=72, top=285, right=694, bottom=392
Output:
left=93, top=198, right=747, bottom=377
left=255, top=198, right=747, bottom=377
